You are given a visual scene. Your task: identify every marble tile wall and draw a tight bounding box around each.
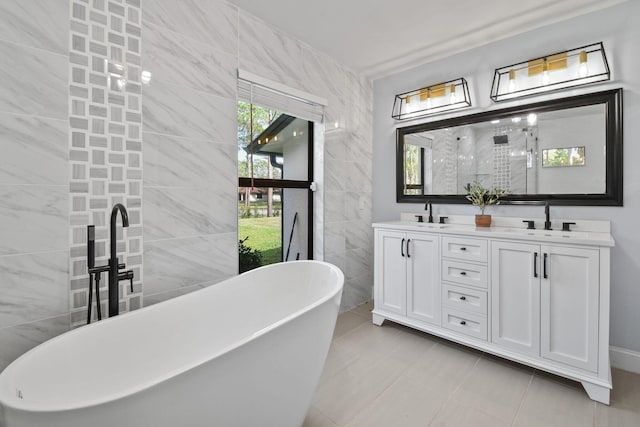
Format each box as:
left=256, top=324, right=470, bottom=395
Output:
left=0, top=0, right=71, bottom=371
left=141, top=0, right=239, bottom=303
left=0, top=0, right=373, bottom=370
left=68, top=0, right=143, bottom=327
left=142, top=0, right=373, bottom=310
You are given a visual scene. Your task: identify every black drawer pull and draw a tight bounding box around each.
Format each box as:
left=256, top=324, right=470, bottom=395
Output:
left=460, top=271, right=467, bottom=276
left=401, top=238, right=405, bottom=257
left=460, top=247, right=467, bottom=251
left=460, top=320, right=466, bottom=325
left=406, top=239, right=411, bottom=258
left=459, top=296, right=467, bottom=301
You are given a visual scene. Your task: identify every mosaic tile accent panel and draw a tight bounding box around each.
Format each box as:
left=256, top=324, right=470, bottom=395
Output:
left=431, top=129, right=458, bottom=194
left=69, top=0, right=143, bottom=327
left=493, top=144, right=511, bottom=192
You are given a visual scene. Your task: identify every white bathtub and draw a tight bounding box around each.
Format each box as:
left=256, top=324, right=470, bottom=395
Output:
left=0, top=260, right=343, bottom=427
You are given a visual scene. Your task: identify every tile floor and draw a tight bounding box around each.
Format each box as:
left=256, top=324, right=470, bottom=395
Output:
left=303, top=301, right=640, bottom=427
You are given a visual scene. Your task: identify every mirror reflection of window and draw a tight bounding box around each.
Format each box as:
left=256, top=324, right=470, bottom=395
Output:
left=542, top=147, right=586, bottom=167
left=403, top=134, right=433, bottom=195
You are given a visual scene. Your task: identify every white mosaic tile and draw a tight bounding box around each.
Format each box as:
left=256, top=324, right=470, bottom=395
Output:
left=69, top=0, right=143, bottom=327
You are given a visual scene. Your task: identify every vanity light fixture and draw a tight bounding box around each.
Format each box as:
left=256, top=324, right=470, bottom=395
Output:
left=490, top=42, right=610, bottom=102
left=392, top=77, right=471, bottom=120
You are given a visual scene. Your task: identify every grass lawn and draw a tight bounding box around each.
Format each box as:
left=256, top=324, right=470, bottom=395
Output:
left=239, top=216, right=282, bottom=266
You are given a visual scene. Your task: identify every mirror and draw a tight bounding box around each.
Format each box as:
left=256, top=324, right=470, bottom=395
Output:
left=396, top=89, right=622, bottom=205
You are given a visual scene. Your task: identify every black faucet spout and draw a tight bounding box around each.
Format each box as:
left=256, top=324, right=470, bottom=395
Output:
left=544, top=201, right=552, bottom=230
left=425, top=201, right=434, bottom=223
left=109, top=204, right=130, bottom=317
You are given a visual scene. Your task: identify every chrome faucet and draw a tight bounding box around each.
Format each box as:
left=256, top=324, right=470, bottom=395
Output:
left=544, top=201, right=552, bottom=230
left=109, top=204, right=133, bottom=317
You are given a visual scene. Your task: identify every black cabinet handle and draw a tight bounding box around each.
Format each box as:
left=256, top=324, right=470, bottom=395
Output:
left=401, top=238, right=405, bottom=257
left=460, top=296, right=467, bottom=301
left=543, top=253, right=548, bottom=279
left=460, top=247, right=467, bottom=251
left=460, top=320, right=466, bottom=325
left=406, top=239, right=411, bottom=258
left=460, top=271, right=467, bottom=276
left=534, top=252, right=538, bottom=278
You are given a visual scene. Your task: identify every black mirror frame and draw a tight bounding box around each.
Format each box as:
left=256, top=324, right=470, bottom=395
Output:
left=396, top=88, right=623, bottom=206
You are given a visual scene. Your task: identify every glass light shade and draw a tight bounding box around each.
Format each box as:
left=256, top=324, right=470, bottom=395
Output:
left=490, top=42, right=610, bottom=102
left=392, top=77, right=472, bottom=120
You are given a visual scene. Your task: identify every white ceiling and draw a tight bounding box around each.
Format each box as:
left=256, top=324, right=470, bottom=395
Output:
left=228, top=0, right=626, bottom=79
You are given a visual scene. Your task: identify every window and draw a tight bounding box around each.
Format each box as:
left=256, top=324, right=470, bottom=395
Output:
left=238, top=102, right=313, bottom=273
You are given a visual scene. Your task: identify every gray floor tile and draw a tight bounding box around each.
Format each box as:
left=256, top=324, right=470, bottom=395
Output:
left=304, top=306, right=640, bottom=427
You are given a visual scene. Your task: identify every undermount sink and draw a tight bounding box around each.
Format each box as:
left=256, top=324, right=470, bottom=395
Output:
left=414, top=223, right=448, bottom=229
left=496, top=227, right=590, bottom=239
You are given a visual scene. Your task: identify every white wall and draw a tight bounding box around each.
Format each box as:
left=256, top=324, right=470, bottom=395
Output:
left=537, top=112, right=606, bottom=194
left=373, top=1, right=640, bottom=353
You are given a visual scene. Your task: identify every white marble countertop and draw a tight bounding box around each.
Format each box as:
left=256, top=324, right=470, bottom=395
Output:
left=373, top=215, right=615, bottom=247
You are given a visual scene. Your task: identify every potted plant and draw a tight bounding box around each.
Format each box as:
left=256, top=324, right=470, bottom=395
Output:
left=464, top=182, right=505, bottom=227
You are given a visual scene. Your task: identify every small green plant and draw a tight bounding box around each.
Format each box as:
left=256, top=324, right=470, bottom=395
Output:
left=239, top=236, right=263, bottom=273
left=464, top=182, right=505, bottom=214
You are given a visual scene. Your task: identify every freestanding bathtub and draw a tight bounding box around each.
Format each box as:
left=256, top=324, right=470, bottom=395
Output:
left=0, top=261, right=343, bottom=427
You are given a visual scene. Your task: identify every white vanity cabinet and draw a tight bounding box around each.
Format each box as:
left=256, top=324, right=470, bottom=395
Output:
left=540, top=245, right=600, bottom=372
left=492, top=242, right=599, bottom=372
left=372, top=219, right=613, bottom=405
left=375, top=229, right=440, bottom=326
left=440, top=236, right=489, bottom=341
left=491, top=241, right=541, bottom=357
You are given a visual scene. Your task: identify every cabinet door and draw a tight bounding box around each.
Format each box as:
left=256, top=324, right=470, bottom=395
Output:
left=491, top=241, right=540, bottom=356
left=541, top=246, right=599, bottom=372
left=406, top=232, right=440, bottom=325
left=375, top=230, right=407, bottom=315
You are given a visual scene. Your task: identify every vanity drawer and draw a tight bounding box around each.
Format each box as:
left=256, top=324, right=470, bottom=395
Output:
left=442, top=236, right=488, bottom=263
left=442, top=308, right=487, bottom=341
left=442, top=283, right=487, bottom=315
left=442, top=260, right=488, bottom=289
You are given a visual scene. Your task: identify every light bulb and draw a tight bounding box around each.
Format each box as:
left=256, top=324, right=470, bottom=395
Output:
left=579, top=62, right=588, bottom=78
left=541, top=60, right=550, bottom=85
left=508, top=69, right=517, bottom=93
left=426, top=97, right=432, bottom=109
left=449, top=84, right=456, bottom=104
left=140, top=70, right=152, bottom=85
left=527, top=113, right=537, bottom=126
left=579, top=50, right=589, bottom=77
